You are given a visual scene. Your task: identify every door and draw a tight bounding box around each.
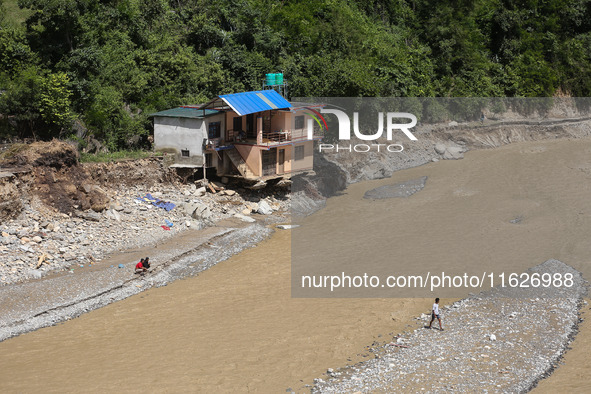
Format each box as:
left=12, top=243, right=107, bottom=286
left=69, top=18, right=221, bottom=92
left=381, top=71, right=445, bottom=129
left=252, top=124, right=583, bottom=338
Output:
left=246, top=114, right=256, bottom=139
left=277, top=149, right=285, bottom=174
left=262, top=148, right=277, bottom=176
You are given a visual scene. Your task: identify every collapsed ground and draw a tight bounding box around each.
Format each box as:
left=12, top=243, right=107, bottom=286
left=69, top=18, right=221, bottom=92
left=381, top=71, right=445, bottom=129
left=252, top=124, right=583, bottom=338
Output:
left=0, top=140, right=290, bottom=285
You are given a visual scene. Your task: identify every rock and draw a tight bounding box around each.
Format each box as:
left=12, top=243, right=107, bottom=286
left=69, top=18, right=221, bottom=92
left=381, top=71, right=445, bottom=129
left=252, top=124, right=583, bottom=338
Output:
left=31, top=236, right=43, bottom=243
left=191, top=204, right=212, bottom=221
left=434, top=143, right=447, bottom=155
left=277, top=224, right=299, bottom=230
left=443, top=146, right=464, bottom=160
left=111, top=209, right=121, bottom=222
left=250, top=203, right=259, bottom=212
left=257, top=200, right=273, bottom=215
left=490, top=334, right=497, bottom=341
left=20, top=237, right=30, bottom=244
left=109, top=202, right=124, bottom=211
left=89, top=188, right=109, bottom=212
left=28, top=270, right=43, bottom=279
left=448, top=121, right=458, bottom=127
left=81, top=211, right=101, bottom=222
left=233, top=214, right=256, bottom=223
left=81, top=184, right=93, bottom=194
left=195, top=186, right=207, bottom=197
left=241, top=208, right=251, bottom=216
left=225, top=190, right=236, bottom=196
left=182, top=202, right=199, bottom=217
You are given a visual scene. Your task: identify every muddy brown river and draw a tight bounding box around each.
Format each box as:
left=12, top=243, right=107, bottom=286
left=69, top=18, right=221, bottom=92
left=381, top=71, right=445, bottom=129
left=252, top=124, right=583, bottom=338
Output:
left=1, top=138, right=591, bottom=392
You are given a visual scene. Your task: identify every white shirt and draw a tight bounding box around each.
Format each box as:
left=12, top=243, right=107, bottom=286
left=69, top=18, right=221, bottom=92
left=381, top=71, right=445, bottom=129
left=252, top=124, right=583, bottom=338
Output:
left=432, top=303, right=440, bottom=315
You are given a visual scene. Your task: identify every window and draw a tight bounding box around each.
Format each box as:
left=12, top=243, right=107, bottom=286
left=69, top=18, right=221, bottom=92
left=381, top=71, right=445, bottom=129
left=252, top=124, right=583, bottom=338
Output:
left=181, top=149, right=190, bottom=157
left=295, top=145, right=305, bottom=161
left=233, top=116, right=242, bottom=131
left=208, top=122, right=221, bottom=139
left=295, top=115, right=304, bottom=129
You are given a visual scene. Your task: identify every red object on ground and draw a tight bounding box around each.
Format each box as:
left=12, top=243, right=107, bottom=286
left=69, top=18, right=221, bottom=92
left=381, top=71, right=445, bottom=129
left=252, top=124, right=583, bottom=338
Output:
left=161, top=225, right=170, bottom=230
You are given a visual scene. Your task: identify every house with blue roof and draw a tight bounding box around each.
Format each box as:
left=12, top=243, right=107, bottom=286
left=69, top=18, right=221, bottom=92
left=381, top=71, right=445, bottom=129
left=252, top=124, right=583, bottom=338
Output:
left=151, top=89, right=323, bottom=184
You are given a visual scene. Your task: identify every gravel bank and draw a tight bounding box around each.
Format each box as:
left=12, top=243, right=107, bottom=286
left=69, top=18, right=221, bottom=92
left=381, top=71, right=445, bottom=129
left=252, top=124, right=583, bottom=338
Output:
left=310, top=260, right=588, bottom=393
left=0, top=222, right=273, bottom=342
left=0, top=182, right=289, bottom=285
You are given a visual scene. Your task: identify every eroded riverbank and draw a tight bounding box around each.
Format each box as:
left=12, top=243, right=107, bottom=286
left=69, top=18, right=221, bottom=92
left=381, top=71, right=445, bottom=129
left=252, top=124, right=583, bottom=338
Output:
left=2, top=137, right=591, bottom=392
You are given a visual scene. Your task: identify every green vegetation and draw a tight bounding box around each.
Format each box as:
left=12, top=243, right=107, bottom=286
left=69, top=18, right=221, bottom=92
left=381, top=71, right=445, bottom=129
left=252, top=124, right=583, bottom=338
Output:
left=1, top=0, right=590, bottom=150
left=80, top=150, right=162, bottom=163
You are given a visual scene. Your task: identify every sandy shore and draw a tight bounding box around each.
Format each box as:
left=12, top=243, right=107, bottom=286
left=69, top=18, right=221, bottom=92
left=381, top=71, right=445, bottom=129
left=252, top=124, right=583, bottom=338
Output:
left=1, top=137, right=591, bottom=391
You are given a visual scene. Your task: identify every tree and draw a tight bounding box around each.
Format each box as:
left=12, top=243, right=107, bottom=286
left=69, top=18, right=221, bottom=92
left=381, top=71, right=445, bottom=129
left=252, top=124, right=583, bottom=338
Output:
left=39, top=72, right=73, bottom=133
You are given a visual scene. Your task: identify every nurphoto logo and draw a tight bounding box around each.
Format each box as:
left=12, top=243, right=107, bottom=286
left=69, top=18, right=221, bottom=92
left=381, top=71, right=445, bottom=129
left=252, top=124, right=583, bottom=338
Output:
left=309, top=109, right=418, bottom=153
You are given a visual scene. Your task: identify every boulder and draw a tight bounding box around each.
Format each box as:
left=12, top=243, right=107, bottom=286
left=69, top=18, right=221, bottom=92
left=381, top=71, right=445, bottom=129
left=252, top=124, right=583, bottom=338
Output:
left=195, top=187, right=207, bottom=197
left=191, top=204, right=212, bottom=221
left=105, top=209, right=121, bottom=222
left=257, top=200, right=273, bottom=215
left=443, top=146, right=464, bottom=160
left=434, top=143, right=447, bottom=155
left=89, top=188, right=109, bottom=212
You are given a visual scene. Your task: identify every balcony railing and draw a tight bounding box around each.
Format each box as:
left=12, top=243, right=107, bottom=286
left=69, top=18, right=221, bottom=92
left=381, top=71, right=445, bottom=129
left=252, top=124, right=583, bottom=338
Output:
left=260, top=127, right=324, bottom=144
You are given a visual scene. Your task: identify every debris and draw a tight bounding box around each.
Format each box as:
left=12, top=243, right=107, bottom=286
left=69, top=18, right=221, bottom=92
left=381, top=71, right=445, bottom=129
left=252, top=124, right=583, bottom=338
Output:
left=35, top=253, right=47, bottom=269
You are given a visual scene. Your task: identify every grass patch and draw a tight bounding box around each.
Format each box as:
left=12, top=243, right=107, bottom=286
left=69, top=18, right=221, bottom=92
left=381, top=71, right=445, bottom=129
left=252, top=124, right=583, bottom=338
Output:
left=0, top=143, right=28, bottom=162
left=2, top=0, right=32, bottom=29
left=80, top=150, right=162, bottom=163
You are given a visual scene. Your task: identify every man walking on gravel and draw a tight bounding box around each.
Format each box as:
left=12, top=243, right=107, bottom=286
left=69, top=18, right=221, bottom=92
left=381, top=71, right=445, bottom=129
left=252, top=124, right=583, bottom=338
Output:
left=428, top=297, right=443, bottom=331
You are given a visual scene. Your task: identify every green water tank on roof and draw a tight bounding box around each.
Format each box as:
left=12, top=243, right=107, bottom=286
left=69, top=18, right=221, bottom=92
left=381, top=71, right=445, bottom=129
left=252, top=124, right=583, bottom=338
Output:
left=266, top=73, right=276, bottom=86
left=275, top=73, right=284, bottom=85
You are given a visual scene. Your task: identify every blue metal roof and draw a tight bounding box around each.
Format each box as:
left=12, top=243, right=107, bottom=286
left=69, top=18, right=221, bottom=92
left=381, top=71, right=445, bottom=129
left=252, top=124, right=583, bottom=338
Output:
left=219, top=90, right=291, bottom=116
left=150, top=107, right=219, bottom=119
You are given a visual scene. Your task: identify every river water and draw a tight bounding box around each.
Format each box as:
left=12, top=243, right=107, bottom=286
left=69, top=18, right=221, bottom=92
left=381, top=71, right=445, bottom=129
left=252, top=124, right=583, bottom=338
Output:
left=1, top=138, right=591, bottom=392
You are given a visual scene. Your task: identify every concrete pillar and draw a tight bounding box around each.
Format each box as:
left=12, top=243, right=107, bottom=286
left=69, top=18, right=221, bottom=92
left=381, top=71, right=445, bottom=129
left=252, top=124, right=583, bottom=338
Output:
left=256, top=116, right=263, bottom=145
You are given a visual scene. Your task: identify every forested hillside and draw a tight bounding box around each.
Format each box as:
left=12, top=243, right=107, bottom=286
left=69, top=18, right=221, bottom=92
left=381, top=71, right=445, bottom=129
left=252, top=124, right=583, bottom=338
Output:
left=1, top=0, right=590, bottom=150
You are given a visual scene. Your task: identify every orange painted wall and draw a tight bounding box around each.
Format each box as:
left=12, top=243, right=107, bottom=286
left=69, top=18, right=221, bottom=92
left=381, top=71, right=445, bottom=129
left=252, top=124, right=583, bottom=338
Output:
left=235, top=144, right=263, bottom=176
left=291, top=141, right=314, bottom=172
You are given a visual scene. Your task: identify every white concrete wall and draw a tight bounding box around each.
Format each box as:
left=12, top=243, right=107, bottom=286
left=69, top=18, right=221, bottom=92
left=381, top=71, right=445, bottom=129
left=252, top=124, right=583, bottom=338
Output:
left=153, top=113, right=225, bottom=167
left=154, top=116, right=206, bottom=157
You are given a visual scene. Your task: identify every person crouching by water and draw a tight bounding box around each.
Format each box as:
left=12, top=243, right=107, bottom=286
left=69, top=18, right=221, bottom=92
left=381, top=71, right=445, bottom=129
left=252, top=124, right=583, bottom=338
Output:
left=143, top=257, right=150, bottom=270
left=135, top=258, right=147, bottom=273
left=428, top=297, right=443, bottom=331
